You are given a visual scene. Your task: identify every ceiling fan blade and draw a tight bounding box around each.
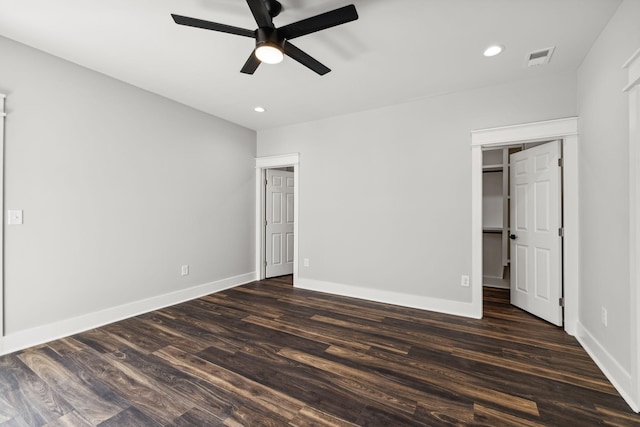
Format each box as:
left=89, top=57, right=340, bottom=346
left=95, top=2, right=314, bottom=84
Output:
left=284, top=41, right=330, bottom=75
left=246, top=0, right=274, bottom=28
left=241, top=52, right=262, bottom=74
left=172, top=14, right=255, bottom=38
left=279, top=5, right=358, bottom=40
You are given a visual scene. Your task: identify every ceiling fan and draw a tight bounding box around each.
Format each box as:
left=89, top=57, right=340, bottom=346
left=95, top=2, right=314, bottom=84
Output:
left=171, top=0, right=358, bottom=76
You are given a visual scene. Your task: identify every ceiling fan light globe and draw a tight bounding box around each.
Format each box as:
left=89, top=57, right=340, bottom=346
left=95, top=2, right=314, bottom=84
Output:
left=255, top=45, right=284, bottom=64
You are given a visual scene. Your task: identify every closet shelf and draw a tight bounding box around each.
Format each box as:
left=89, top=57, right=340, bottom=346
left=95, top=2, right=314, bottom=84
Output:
left=482, top=164, right=503, bottom=172
left=483, top=227, right=503, bottom=233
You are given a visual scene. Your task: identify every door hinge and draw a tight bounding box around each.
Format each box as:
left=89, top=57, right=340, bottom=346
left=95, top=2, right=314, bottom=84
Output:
left=558, top=227, right=564, bottom=237
left=559, top=297, right=565, bottom=307
left=558, top=158, right=563, bottom=167
left=264, top=260, right=268, bottom=267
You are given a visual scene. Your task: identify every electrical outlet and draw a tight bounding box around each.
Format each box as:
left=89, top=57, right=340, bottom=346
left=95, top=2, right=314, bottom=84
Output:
left=303, top=258, right=309, bottom=267
left=181, top=265, right=189, bottom=276
left=601, top=307, right=608, bottom=326
left=8, top=210, right=23, bottom=225
left=461, top=275, right=470, bottom=287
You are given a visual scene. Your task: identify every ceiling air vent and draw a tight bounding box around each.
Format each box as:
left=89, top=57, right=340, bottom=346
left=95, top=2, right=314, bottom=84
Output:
left=526, top=47, right=555, bottom=67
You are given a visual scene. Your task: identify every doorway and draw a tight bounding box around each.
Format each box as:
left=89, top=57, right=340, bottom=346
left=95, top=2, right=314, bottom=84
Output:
left=482, top=140, right=564, bottom=326
left=265, top=168, right=294, bottom=278
left=471, top=118, right=579, bottom=335
left=255, top=153, right=299, bottom=282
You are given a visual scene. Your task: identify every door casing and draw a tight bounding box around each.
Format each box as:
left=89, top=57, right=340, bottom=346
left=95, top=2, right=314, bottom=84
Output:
left=0, top=94, right=5, bottom=353
left=471, top=117, right=579, bottom=335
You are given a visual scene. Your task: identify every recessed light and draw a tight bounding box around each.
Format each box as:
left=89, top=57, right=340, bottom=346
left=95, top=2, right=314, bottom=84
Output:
left=484, top=45, right=504, bottom=57
left=254, top=106, right=266, bottom=113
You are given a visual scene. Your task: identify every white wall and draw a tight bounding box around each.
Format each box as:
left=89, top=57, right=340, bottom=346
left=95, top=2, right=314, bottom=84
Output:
left=0, top=36, right=256, bottom=339
left=258, top=72, right=576, bottom=311
left=577, top=0, right=640, bottom=409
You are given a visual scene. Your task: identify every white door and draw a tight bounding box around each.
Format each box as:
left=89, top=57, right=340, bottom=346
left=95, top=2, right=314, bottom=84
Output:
left=510, top=141, right=563, bottom=326
left=265, top=170, right=294, bottom=278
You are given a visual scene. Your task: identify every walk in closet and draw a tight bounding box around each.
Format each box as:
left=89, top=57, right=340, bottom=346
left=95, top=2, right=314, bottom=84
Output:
left=482, top=146, right=521, bottom=288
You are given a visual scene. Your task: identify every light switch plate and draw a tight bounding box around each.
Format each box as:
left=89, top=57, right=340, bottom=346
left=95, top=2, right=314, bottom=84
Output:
left=8, top=210, right=23, bottom=225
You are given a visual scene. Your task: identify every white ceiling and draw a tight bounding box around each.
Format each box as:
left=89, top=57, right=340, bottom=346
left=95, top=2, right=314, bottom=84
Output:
left=0, top=0, right=622, bottom=130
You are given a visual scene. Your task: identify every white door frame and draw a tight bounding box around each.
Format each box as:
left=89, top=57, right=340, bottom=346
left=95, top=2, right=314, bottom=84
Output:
left=623, top=48, right=640, bottom=412
left=255, top=153, right=299, bottom=282
left=0, top=94, right=5, bottom=354
left=471, top=117, right=579, bottom=335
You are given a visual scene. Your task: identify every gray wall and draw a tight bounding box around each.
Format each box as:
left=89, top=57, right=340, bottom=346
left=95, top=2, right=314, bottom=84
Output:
left=0, top=36, right=256, bottom=333
left=577, top=0, right=640, bottom=375
left=258, top=72, right=577, bottom=302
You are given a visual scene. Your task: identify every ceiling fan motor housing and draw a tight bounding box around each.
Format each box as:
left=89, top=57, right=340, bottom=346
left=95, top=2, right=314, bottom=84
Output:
left=256, top=27, right=285, bottom=51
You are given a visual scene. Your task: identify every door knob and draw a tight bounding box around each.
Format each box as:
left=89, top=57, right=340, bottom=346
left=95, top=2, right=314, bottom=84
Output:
left=510, top=234, right=517, bottom=240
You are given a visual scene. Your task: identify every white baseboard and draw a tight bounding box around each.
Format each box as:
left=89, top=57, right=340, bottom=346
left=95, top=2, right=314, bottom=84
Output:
left=295, top=277, right=481, bottom=319
left=576, top=322, right=639, bottom=412
left=0, top=272, right=257, bottom=356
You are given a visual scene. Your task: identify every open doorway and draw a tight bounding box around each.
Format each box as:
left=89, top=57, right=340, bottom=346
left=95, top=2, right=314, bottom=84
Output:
left=255, top=154, right=299, bottom=283
left=264, top=168, right=294, bottom=278
left=482, top=140, right=564, bottom=326
left=471, top=118, right=579, bottom=335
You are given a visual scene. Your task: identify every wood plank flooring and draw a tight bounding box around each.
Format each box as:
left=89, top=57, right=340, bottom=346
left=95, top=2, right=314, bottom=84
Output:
left=1, top=276, right=639, bottom=426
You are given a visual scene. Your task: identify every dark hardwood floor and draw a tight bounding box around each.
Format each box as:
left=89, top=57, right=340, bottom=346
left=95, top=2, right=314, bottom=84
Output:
left=1, top=276, right=639, bottom=426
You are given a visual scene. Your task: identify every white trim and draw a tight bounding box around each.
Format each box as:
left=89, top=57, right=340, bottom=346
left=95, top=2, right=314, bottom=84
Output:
left=0, top=94, right=5, bottom=354
left=296, top=278, right=481, bottom=319
left=470, top=145, right=483, bottom=318
left=0, top=272, right=256, bottom=356
left=255, top=153, right=299, bottom=282
left=623, top=48, right=640, bottom=70
left=471, top=117, right=578, bottom=147
left=255, top=153, right=300, bottom=169
left=624, top=49, right=640, bottom=412
left=624, top=76, right=640, bottom=94
left=562, top=135, right=579, bottom=336
left=576, top=322, right=638, bottom=412
left=623, top=47, right=640, bottom=93
left=470, top=118, right=579, bottom=335
left=255, top=168, right=265, bottom=281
